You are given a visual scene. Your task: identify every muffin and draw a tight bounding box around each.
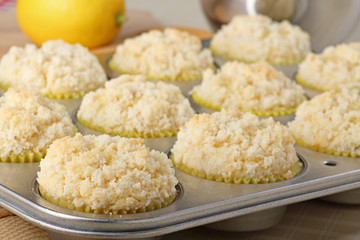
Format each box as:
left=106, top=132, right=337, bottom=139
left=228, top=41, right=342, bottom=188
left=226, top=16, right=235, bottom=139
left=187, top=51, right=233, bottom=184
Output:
left=288, top=88, right=360, bottom=157
left=210, top=14, right=310, bottom=65
left=171, top=108, right=302, bottom=183
left=0, top=88, right=76, bottom=162
left=296, top=42, right=360, bottom=92
left=110, top=28, right=214, bottom=94
left=0, top=39, right=106, bottom=98
left=191, top=61, right=306, bottom=116
left=37, top=133, right=178, bottom=214
left=77, top=74, right=195, bottom=138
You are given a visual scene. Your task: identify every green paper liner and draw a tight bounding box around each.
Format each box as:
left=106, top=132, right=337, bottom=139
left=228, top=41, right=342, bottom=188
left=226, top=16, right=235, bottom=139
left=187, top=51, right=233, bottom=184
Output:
left=0, top=82, right=9, bottom=92
left=295, top=74, right=329, bottom=92
left=39, top=185, right=176, bottom=214
left=108, top=57, right=216, bottom=81
left=191, top=92, right=302, bottom=116
left=77, top=116, right=178, bottom=138
left=294, top=136, right=359, bottom=158
left=0, top=149, right=47, bottom=163
left=43, top=91, right=87, bottom=99
left=0, top=82, right=100, bottom=99
left=210, top=45, right=305, bottom=65
left=171, top=154, right=303, bottom=183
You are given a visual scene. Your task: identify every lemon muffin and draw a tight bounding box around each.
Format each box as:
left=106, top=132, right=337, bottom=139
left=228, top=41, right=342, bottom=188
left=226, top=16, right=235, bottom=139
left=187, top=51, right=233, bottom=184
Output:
left=296, top=42, right=360, bottom=92
left=37, top=133, right=178, bottom=214
left=288, top=89, right=360, bottom=157
left=191, top=61, right=305, bottom=116
left=0, top=88, right=75, bottom=162
left=210, top=14, right=310, bottom=65
left=0, top=39, right=106, bottom=98
left=171, top=108, right=302, bottom=183
left=77, top=74, right=195, bottom=138
left=111, top=28, right=213, bottom=81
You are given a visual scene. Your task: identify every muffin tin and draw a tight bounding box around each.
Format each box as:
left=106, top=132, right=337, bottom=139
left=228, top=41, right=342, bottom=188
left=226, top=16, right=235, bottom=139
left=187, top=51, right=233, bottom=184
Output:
left=1, top=140, right=360, bottom=239
left=1, top=40, right=360, bottom=240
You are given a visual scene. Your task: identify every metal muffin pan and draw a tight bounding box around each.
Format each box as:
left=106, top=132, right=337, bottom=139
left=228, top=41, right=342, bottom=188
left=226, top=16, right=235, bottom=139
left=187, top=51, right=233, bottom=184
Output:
left=1, top=38, right=360, bottom=240
left=1, top=82, right=360, bottom=239
left=2, top=140, right=360, bottom=239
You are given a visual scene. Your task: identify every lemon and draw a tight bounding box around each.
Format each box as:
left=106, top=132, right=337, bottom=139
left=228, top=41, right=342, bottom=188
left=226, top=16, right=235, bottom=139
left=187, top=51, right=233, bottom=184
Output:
left=16, top=0, right=126, bottom=48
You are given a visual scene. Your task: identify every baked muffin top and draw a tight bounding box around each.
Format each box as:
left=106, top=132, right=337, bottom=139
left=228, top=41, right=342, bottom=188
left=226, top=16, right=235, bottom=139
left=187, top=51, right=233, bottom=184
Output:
left=210, top=14, right=310, bottom=64
left=77, top=74, right=195, bottom=136
left=192, top=61, right=305, bottom=113
left=297, top=42, right=360, bottom=91
left=172, top=108, right=299, bottom=180
left=112, top=28, right=213, bottom=81
left=37, top=133, right=178, bottom=212
left=288, top=89, right=360, bottom=156
left=0, top=88, right=74, bottom=158
left=0, top=39, right=106, bottom=97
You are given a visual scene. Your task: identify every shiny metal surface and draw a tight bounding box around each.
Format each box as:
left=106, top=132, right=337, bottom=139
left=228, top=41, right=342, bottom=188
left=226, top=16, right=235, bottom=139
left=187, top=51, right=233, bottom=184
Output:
left=55, top=98, right=83, bottom=115
left=301, top=86, right=322, bottom=99
left=1, top=146, right=360, bottom=239
left=321, top=188, right=360, bottom=205
left=206, top=206, right=287, bottom=232
left=201, top=0, right=306, bottom=28
left=201, top=0, right=360, bottom=52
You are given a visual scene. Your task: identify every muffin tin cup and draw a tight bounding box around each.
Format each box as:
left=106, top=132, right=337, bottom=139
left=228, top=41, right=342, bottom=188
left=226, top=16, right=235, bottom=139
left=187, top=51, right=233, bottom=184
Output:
left=72, top=109, right=177, bottom=153
left=301, top=85, right=323, bottom=99
left=321, top=188, right=360, bottom=205
left=205, top=205, right=287, bottom=232
left=274, top=64, right=299, bottom=80
left=189, top=95, right=296, bottom=125
left=158, top=79, right=201, bottom=97
left=54, top=98, right=83, bottom=115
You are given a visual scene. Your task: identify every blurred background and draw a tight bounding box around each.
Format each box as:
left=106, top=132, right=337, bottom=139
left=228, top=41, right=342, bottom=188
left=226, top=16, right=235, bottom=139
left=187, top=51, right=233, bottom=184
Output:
left=127, top=0, right=213, bottom=32
left=127, top=0, right=360, bottom=52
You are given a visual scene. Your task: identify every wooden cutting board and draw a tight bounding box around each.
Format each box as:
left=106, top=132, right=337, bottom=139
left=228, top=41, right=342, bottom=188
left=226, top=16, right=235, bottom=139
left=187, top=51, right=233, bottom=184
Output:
left=0, top=8, right=213, bottom=58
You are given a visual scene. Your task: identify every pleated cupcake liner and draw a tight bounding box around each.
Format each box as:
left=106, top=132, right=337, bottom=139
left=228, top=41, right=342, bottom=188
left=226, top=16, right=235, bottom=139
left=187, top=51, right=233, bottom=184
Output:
left=77, top=116, right=178, bottom=138
left=294, top=137, right=359, bottom=158
left=210, top=45, right=305, bottom=65
left=108, top=57, right=209, bottom=82
left=43, top=91, right=87, bottom=99
left=0, top=82, right=99, bottom=99
left=0, top=149, right=47, bottom=163
left=295, top=74, right=328, bottom=92
left=171, top=154, right=303, bottom=183
left=191, top=92, right=302, bottom=116
left=39, top=185, right=177, bottom=214
left=0, top=125, right=77, bottom=163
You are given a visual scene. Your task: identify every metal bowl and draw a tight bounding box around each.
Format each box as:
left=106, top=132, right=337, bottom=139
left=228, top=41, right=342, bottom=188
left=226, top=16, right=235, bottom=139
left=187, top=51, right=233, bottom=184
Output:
left=201, top=0, right=360, bottom=52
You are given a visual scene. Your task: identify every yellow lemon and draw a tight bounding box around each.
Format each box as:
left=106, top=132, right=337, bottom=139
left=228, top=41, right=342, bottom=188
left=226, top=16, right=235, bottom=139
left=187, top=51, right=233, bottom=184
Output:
left=16, top=0, right=126, bottom=48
